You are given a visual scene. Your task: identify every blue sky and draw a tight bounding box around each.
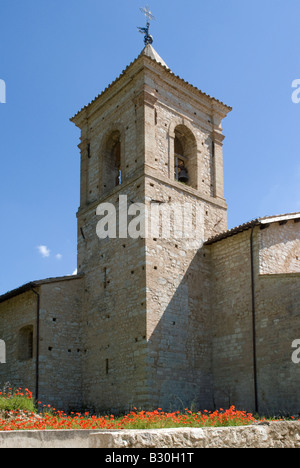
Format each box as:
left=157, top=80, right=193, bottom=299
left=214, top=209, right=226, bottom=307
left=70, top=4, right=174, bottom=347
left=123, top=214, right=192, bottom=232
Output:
left=0, top=0, right=300, bottom=295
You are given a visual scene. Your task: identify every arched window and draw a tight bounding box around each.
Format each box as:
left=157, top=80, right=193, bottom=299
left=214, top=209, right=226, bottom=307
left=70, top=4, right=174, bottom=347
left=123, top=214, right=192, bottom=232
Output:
left=174, top=125, right=197, bottom=189
left=18, top=325, right=33, bottom=361
left=103, top=130, right=122, bottom=193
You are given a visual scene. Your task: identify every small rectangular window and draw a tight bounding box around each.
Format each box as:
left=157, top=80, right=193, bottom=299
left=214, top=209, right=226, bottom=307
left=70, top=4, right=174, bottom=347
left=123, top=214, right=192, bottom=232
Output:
left=18, top=325, right=33, bottom=361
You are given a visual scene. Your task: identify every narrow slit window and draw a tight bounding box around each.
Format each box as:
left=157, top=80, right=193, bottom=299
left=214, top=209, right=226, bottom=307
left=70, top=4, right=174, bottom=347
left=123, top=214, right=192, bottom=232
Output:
left=104, top=267, right=107, bottom=289
left=113, top=140, right=121, bottom=186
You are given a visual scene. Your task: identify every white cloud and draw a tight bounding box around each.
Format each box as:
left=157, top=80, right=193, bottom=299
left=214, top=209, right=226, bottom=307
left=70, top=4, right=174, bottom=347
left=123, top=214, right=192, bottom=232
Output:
left=67, top=268, right=77, bottom=277
left=37, top=245, right=50, bottom=258
left=56, top=254, right=62, bottom=260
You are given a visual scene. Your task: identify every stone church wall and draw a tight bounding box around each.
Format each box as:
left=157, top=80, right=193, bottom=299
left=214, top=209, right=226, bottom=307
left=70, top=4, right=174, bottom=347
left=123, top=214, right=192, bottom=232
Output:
left=0, top=276, right=84, bottom=410
left=37, top=277, right=84, bottom=410
left=209, top=229, right=256, bottom=410
left=209, top=221, right=300, bottom=414
left=0, top=291, right=37, bottom=394
left=256, top=219, right=300, bottom=413
left=78, top=184, right=149, bottom=414
left=259, top=219, right=300, bottom=274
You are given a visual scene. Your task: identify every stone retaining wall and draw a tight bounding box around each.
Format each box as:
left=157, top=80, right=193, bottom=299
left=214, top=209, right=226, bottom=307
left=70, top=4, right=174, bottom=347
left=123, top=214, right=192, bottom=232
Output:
left=89, top=422, right=300, bottom=448
left=0, top=422, right=299, bottom=448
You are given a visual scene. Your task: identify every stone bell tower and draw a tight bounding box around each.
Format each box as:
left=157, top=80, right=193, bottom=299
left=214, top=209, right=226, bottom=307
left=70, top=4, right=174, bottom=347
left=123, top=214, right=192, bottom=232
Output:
left=71, top=43, right=231, bottom=412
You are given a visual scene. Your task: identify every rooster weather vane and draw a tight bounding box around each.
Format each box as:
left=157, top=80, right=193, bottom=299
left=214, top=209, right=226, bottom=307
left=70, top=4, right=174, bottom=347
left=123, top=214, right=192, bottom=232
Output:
left=138, top=6, right=156, bottom=46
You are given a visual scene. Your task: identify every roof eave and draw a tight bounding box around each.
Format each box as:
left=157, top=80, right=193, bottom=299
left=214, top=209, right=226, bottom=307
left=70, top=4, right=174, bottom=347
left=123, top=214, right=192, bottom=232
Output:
left=0, top=275, right=84, bottom=305
left=70, top=49, right=232, bottom=125
left=205, top=212, right=300, bottom=246
left=205, top=220, right=260, bottom=246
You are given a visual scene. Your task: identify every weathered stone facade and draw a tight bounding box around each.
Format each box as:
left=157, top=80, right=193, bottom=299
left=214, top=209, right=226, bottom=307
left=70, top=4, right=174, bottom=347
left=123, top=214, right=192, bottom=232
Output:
left=207, top=215, right=300, bottom=414
left=0, top=45, right=299, bottom=415
left=0, top=276, right=84, bottom=410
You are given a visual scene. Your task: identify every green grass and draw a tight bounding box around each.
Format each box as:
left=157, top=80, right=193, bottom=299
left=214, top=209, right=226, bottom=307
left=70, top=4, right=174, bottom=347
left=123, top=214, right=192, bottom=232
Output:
left=0, top=387, right=36, bottom=414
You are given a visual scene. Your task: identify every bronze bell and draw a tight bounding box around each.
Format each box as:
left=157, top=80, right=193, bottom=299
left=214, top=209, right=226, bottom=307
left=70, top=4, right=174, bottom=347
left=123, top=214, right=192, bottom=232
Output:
left=178, top=167, right=189, bottom=184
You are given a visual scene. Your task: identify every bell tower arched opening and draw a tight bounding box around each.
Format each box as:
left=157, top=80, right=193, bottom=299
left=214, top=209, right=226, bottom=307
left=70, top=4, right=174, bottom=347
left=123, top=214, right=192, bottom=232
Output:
left=103, top=130, right=122, bottom=193
left=173, top=125, right=198, bottom=189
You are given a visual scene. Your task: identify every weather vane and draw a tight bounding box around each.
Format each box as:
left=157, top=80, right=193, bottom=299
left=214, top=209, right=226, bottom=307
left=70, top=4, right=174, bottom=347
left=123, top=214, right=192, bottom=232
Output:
left=138, top=6, right=156, bottom=46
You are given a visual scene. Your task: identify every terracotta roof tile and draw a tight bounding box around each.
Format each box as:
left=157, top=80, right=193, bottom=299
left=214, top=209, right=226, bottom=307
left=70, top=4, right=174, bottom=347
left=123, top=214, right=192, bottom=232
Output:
left=205, top=212, right=300, bottom=245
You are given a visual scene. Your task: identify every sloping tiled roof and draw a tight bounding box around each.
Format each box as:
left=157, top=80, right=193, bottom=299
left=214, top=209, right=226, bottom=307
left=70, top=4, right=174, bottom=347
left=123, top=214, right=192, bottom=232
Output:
left=0, top=275, right=83, bottom=305
left=70, top=45, right=232, bottom=122
left=205, top=212, right=300, bottom=245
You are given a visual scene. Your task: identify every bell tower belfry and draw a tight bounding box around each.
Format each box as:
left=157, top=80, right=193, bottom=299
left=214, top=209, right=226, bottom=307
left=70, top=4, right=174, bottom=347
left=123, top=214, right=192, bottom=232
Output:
left=71, top=38, right=231, bottom=411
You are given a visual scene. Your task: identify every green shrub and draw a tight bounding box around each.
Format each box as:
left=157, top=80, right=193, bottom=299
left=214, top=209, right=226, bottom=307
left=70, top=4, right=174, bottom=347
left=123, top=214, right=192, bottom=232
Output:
left=0, top=386, right=36, bottom=414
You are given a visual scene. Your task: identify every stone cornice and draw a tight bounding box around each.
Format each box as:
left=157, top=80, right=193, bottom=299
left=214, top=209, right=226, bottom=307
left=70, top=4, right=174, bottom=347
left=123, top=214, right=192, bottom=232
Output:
left=133, top=87, right=158, bottom=108
left=77, top=164, right=227, bottom=220
left=70, top=49, right=232, bottom=128
left=144, top=165, right=227, bottom=210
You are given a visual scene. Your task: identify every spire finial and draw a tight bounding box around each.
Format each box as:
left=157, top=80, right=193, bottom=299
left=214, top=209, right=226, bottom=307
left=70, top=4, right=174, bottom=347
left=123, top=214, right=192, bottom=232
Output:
left=138, top=6, right=156, bottom=46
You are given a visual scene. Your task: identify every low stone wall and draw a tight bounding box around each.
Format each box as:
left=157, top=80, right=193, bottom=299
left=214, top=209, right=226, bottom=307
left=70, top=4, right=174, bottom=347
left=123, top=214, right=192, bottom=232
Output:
left=0, top=429, right=96, bottom=448
left=90, top=422, right=300, bottom=449
left=0, top=422, right=299, bottom=448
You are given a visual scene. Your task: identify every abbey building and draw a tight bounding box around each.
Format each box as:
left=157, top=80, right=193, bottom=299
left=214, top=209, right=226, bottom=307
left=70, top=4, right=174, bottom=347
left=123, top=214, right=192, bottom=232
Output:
left=0, top=45, right=299, bottom=415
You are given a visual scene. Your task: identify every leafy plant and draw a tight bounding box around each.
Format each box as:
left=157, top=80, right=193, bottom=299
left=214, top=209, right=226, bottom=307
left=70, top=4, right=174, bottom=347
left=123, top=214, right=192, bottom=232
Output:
left=0, top=387, right=36, bottom=414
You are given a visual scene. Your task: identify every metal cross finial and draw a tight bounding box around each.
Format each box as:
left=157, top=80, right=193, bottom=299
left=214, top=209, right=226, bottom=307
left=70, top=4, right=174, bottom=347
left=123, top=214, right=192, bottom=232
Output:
left=140, top=5, right=155, bottom=22
left=138, top=5, right=156, bottom=46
